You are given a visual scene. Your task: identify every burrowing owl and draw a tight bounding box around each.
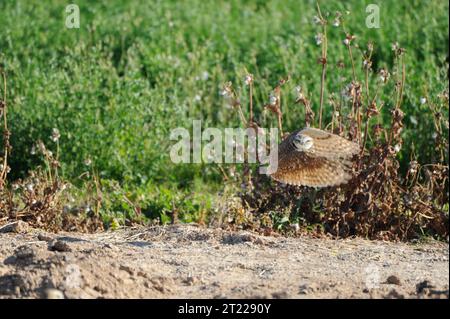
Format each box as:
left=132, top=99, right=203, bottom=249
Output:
left=270, top=128, right=359, bottom=187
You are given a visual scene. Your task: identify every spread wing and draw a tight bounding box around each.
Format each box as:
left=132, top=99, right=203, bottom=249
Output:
left=300, top=127, right=359, bottom=160
left=270, top=128, right=358, bottom=187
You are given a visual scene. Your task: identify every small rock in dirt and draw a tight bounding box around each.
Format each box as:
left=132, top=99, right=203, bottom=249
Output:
left=416, top=280, right=434, bottom=294
left=386, top=275, right=401, bottom=285
left=0, top=274, right=27, bottom=295
left=119, top=264, right=136, bottom=276
left=14, top=245, right=36, bottom=260
left=272, top=291, right=289, bottom=299
left=150, top=277, right=172, bottom=293
left=183, top=276, right=198, bottom=286
left=103, top=243, right=118, bottom=251
left=299, top=285, right=309, bottom=295
left=299, top=283, right=319, bottom=295
left=0, top=221, right=30, bottom=233
left=44, top=288, right=65, bottom=299
left=49, top=240, right=72, bottom=252
left=222, top=233, right=255, bottom=245
left=153, top=283, right=166, bottom=293
left=137, top=271, right=149, bottom=279
left=93, top=286, right=108, bottom=294
left=37, top=233, right=54, bottom=242
left=186, top=232, right=211, bottom=241
left=384, top=288, right=404, bottom=299
left=254, top=238, right=266, bottom=245
left=415, top=280, right=449, bottom=298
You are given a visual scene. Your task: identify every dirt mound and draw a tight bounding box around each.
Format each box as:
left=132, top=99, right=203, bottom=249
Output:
left=0, top=223, right=448, bottom=299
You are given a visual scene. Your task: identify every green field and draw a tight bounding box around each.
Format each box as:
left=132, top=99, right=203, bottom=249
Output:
left=0, top=0, right=448, bottom=230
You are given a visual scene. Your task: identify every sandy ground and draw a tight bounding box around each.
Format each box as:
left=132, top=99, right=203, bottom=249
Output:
left=0, top=222, right=448, bottom=299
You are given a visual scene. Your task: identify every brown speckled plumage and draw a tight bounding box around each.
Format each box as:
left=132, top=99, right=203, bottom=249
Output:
left=270, top=128, right=359, bottom=187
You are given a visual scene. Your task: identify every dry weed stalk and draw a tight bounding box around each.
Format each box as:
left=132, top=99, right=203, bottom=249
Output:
left=0, top=71, right=11, bottom=189
left=224, top=5, right=448, bottom=240
left=316, top=1, right=328, bottom=129
left=0, top=72, right=104, bottom=232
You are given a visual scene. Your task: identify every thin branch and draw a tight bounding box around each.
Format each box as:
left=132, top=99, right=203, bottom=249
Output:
left=316, top=1, right=327, bottom=129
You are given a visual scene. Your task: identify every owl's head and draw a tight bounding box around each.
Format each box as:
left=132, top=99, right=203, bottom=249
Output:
left=292, top=133, right=313, bottom=152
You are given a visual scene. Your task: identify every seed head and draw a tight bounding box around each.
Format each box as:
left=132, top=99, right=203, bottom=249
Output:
left=312, top=16, right=321, bottom=24
left=314, top=33, right=323, bottom=45
left=51, top=128, right=60, bottom=142
left=391, top=42, right=399, bottom=52
left=220, top=82, right=233, bottom=98
left=363, top=59, right=372, bottom=69
left=269, top=92, right=278, bottom=106
left=379, top=68, right=391, bottom=83
left=333, top=12, right=342, bottom=27
left=244, top=74, right=253, bottom=86
left=343, top=34, right=355, bottom=46
left=315, top=33, right=323, bottom=45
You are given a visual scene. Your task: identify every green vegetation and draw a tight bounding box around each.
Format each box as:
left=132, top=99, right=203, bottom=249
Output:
left=0, top=0, right=448, bottom=233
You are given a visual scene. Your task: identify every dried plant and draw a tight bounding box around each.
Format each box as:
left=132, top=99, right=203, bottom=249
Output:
left=223, top=6, right=449, bottom=241
left=0, top=71, right=11, bottom=189
left=0, top=73, right=103, bottom=232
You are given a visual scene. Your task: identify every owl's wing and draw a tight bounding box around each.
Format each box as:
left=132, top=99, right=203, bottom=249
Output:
left=271, top=151, right=353, bottom=187
left=300, top=127, right=360, bottom=160
left=270, top=129, right=355, bottom=187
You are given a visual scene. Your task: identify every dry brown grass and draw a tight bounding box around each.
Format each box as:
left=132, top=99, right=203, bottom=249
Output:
left=218, top=7, right=449, bottom=241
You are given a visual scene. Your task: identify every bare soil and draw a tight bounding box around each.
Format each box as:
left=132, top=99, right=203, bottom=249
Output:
left=0, top=223, right=448, bottom=299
